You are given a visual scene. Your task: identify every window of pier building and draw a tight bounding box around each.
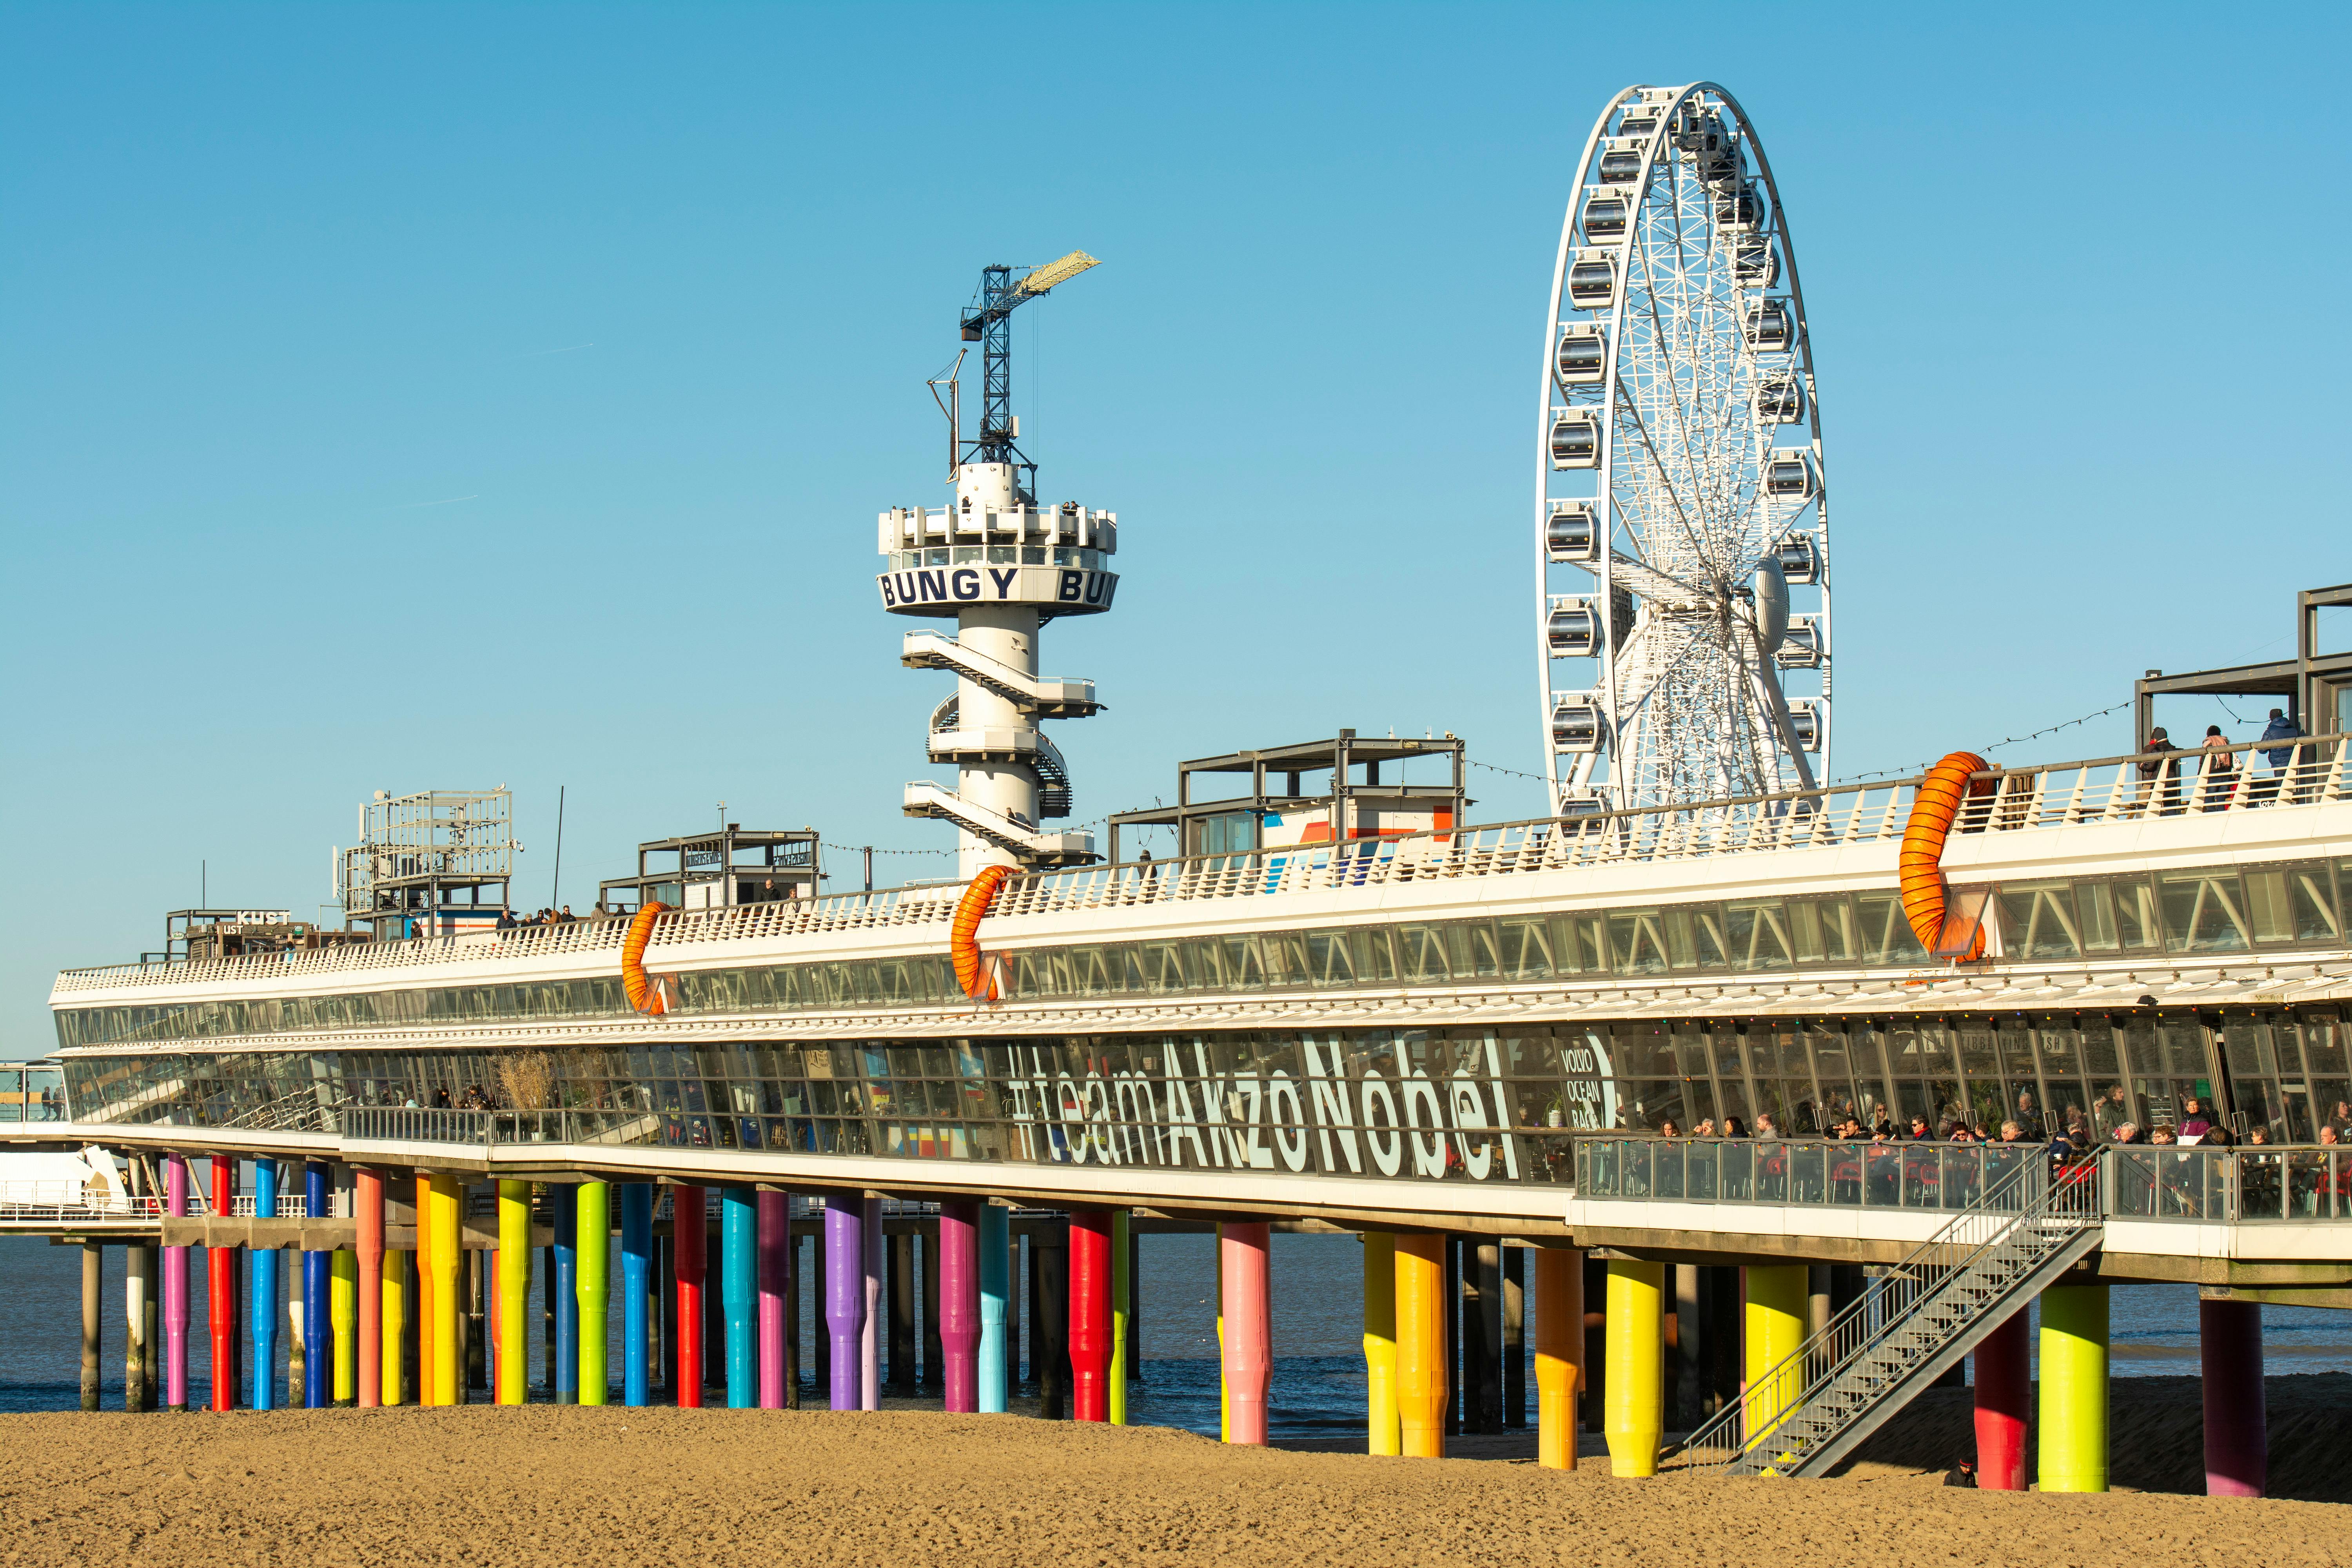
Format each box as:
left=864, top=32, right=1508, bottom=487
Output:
left=60, top=1008, right=2351, bottom=1163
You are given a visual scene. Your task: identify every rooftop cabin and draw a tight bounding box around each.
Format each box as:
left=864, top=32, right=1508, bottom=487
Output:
left=596, top=826, right=821, bottom=916
left=1105, top=730, right=1467, bottom=862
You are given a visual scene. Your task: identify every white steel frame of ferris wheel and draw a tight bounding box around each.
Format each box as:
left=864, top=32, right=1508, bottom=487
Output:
left=1534, top=80, right=1833, bottom=816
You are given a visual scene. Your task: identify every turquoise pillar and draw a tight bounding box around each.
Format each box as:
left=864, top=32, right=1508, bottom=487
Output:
left=552, top=1184, right=577, bottom=1404
left=250, top=1162, right=279, bottom=1410
left=977, top=1203, right=1009, bottom=1413
left=723, top=1187, right=755, bottom=1408
left=620, top=1183, right=652, bottom=1406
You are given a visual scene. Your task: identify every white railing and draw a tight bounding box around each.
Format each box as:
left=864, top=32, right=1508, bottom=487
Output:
left=56, top=738, right=2347, bottom=996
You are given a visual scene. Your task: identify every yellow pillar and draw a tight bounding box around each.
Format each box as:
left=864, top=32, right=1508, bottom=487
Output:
left=1743, top=1264, right=1806, bottom=1445
left=1394, top=1234, right=1447, bottom=1458
left=2039, top=1285, right=2110, bottom=1494
left=330, top=1249, right=358, bottom=1406
left=427, top=1174, right=462, bottom=1408
left=1214, top=1223, right=1227, bottom=1443
left=497, top=1181, right=530, bottom=1405
left=1534, top=1246, right=1584, bottom=1470
left=1361, top=1232, right=1400, bottom=1455
left=381, top=1249, right=407, bottom=1405
left=1604, top=1259, right=1664, bottom=1477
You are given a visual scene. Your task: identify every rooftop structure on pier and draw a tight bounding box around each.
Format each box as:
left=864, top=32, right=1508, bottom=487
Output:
left=336, top=787, right=514, bottom=940
left=597, top=826, right=821, bottom=914
left=1105, top=730, right=1468, bottom=863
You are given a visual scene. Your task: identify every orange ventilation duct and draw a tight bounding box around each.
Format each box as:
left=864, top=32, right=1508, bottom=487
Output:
left=621, top=900, right=673, bottom=1016
left=951, top=864, right=1016, bottom=1001
left=1899, top=752, right=1989, bottom=961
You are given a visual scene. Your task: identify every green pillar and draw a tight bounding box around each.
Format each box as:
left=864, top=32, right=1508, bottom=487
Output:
left=576, top=1182, right=610, bottom=1406
left=1109, top=1209, right=1131, bottom=1425
left=2039, top=1285, right=2109, bottom=1494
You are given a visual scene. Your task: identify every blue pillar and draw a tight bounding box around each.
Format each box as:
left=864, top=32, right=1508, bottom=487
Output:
left=552, top=1183, right=578, bottom=1405
left=303, top=1161, right=330, bottom=1409
left=978, top=1203, right=1009, bottom=1414
left=620, top=1183, right=652, bottom=1407
left=251, top=1162, right=279, bottom=1410
left=723, top=1187, right=755, bottom=1408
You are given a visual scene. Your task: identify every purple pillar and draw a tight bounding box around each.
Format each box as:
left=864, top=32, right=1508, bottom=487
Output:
left=2200, top=1298, right=2266, bottom=1497
left=939, top=1202, right=980, bottom=1412
left=757, top=1190, right=788, bottom=1410
left=164, top=1155, right=190, bottom=1411
left=860, top=1196, right=883, bottom=1412
left=824, top=1202, right=864, bottom=1412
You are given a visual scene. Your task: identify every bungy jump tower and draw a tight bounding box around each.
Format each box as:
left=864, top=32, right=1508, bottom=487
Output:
left=25, top=94, right=2352, bottom=1495
left=879, top=251, right=1116, bottom=880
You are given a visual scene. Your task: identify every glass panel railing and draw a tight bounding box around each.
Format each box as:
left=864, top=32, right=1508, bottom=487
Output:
left=1687, top=1141, right=1718, bottom=1201
left=1654, top=1141, right=1684, bottom=1200
left=1721, top=1141, right=1753, bottom=1199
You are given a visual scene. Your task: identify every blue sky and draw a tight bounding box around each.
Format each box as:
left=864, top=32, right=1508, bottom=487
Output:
left=3, top=2, right=2346, bottom=1051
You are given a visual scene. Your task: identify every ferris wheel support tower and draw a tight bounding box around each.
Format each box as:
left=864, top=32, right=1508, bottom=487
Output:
left=879, top=252, right=1118, bottom=878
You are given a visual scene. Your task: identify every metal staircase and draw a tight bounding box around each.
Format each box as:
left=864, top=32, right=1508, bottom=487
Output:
left=900, top=630, right=1102, bottom=717
left=1675, top=1152, right=2105, bottom=1479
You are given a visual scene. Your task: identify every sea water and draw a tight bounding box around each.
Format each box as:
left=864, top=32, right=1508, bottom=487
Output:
left=4, top=1232, right=2341, bottom=1431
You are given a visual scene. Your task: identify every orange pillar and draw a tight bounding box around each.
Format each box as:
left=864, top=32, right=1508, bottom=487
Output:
left=1534, top=1246, right=1584, bottom=1469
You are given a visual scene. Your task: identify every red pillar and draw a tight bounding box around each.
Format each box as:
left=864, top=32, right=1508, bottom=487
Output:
left=1972, top=1307, right=2030, bottom=1490
left=208, top=1156, right=236, bottom=1411
left=2201, top=1298, right=2266, bottom=1497
left=674, top=1187, right=706, bottom=1408
left=1068, top=1210, right=1111, bottom=1422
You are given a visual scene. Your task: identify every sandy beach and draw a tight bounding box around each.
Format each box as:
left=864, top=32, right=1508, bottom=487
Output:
left=3, top=1379, right=2342, bottom=1568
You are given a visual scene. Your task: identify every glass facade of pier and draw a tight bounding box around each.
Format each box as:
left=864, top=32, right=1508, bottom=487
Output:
left=56, top=1007, right=2351, bottom=1191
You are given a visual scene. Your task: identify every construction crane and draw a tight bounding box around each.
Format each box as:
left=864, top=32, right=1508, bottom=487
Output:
left=949, top=250, right=1099, bottom=502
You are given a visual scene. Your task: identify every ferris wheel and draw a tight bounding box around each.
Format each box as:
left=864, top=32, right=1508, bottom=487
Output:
left=1536, top=82, right=1831, bottom=815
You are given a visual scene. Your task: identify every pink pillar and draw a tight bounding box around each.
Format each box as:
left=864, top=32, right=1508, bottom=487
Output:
left=939, top=1203, right=979, bottom=1413
left=1220, top=1221, right=1272, bottom=1445
left=163, top=1155, right=190, bottom=1411
left=756, top=1190, right=789, bottom=1410
left=2201, top=1298, right=2266, bottom=1497
left=1972, top=1308, right=2030, bottom=1490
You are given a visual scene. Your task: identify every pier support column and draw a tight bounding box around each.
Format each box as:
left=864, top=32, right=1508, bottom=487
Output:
left=80, top=1239, right=100, bottom=1412
left=756, top=1189, right=789, bottom=1410
left=1361, top=1232, right=1399, bottom=1456
left=552, top=1184, right=579, bottom=1405
left=414, top=1173, right=434, bottom=1406
left=824, top=1199, right=863, bottom=1411
left=1069, top=1209, right=1111, bottom=1423
left=125, top=1229, right=151, bottom=1412
left=887, top=1229, right=914, bottom=1393
left=939, top=1201, right=979, bottom=1413
left=1742, top=1264, right=1806, bottom=1444
left=1534, top=1245, right=1583, bottom=1470
left=722, top=1187, right=755, bottom=1408
left=922, top=1219, right=942, bottom=1394
left=303, top=1162, right=330, bottom=1409
left=354, top=1169, right=383, bottom=1408
left=1219, top=1221, right=1270, bottom=1446
left=426, top=1172, right=461, bottom=1408
left=860, top=1196, right=883, bottom=1411
left=621, top=1184, right=653, bottom=1407
left=2200, top=1297, right=2265, bottom=1497
left=381, top=1246, right=407, bottom=1407
left=576, top=1181, right=608, bottom=1406
left=208, top=1156, right=235, bottom=1411
left=1503, top=1245, right=1526, bottom=1429
left=2039, top=1284, right=2110, bottom=1494
left=976, top=1203, right=1008, bottom=1414
left=164, top=1154, right=189, bottom=1412
left=673, top=1186, right=706, bottom=1408
left=1038, top=1229, right=1068, bottom=1420
left=1109, top=1209, right=1131, bottom=1425
left=331, top=1247, right=356, bottom=1408
left=1395, top=1234, right=1446, bottom=1457
left=1603, top=1260, right=1664, bottom=1478
left=252, top=1162, right=280, bottom=1410
left=496, top=1181, right=529, bottom=1405
left=1973, top=1308, right=2030, bottom=1491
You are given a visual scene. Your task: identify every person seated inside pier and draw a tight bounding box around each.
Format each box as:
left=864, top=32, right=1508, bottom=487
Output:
left=2094, top=1083, right=2133, bottom=1141
left=1906, top=1114, right=1934, bottom=1142
left=2176, top=1096, right=2216, bottom=1145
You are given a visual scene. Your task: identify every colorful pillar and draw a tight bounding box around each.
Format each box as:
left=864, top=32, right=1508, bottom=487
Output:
left=355, top=1169, right=382, bottom=1409
left=1219, top=1221, right=1271, bottom=1445
left=164, top=1154, right=190, bottom=1412
left=577, top=1181, right=609, bottom=1406
left=2202, top=1297, right=2265, bottom=1497
left=860, top=1196, right=883, bottom=1411
left=301, top=1162, right=329, bottom=1409
left=496, top=1181, right=530, bottom=1405
left=2039, top=1283, right=2110, bottom=1494
left=123, top=1240, right=150, bottom=1411
left=938, top=1201, right=979, bottom=1413
left=1109, top=1209, right=1131, bottom=1426
left=1603, top=1259, right=1664, bottom=1477
left=414, top=1172, right=434, bottom=1406
left=1394, top=1233, right=1446, bottom=1457
left=208, top=1156, right=235, bottom=1411
left=252, top=1161, right=279, bottom=1410
left=757, top=1189, right=789, bottom=1410
left=723, top=1186, right=755, bottom=1408
left=673, top=1185, right=706, bottom=1408
left=381, top=1248, right=408, bottom=1407
left=1534, top=1245, right=1583, bottom=1470
left=427, top=1173, right=462, bottom=1408
left=1973, top=1307, right=2030, bottom=1490
left=1361, top=1232, right=1400, bottom=1456
left=552, top=1183, right=579, bottom=1405
left=331, top=1247, right=356, bottom=1407
left=824, top=1200, right=864, bottom=1411
left=976, top=1203, right=1008, bottom=1414
left=1214, top=1225, right=1227, bottom=1441
left=1068, top=1209, right=1112, bottom=1422
left=1742, top=1263, right=1806, bottom=1443
left=621, top=1183, right=653, bottom=1407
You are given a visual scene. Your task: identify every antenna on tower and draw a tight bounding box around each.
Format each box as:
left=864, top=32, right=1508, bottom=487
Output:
left=955, top=250, right=1100, bottom=504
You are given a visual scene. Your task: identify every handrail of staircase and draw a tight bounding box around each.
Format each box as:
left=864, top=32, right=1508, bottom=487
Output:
left=1670, top=1150, right=2102, bottom=1472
